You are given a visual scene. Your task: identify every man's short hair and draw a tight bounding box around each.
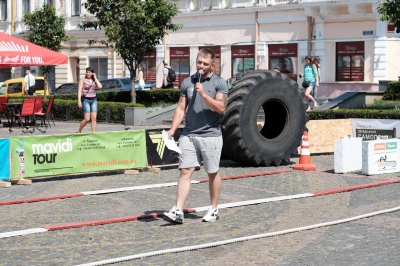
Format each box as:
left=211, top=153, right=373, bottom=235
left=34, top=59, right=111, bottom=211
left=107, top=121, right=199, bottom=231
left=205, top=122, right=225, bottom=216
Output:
left=198, top=48, right=215, bottom=60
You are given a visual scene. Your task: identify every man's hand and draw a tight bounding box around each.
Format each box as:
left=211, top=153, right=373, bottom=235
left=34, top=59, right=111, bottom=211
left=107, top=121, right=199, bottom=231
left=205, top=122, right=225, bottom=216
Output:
left=195, top=82, right=205, bottom=97
left=167, top=129, right=175, bottom=138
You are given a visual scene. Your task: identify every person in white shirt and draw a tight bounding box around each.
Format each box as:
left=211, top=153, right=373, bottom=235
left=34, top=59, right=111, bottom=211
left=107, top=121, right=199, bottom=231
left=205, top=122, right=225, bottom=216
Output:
left=25, top=69, right=36, bottom=95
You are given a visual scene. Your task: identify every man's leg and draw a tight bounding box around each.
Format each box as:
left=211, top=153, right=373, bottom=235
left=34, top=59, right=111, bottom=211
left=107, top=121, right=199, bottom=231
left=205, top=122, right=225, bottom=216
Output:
left=176, top=167, right=195, bottom=211
left=162, top=167, right=195, bottom=224
left=207, top=171, right=221, bottom=208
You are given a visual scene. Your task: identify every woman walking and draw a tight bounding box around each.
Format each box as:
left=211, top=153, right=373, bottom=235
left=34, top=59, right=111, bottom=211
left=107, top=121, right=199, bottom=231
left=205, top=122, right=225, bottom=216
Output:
left=135, top=65, right=145, bottom=90
left=77, top=67, right=102, bottom=133
left=300, top=56, right=319, bottom=112
left=312, top=56, right=321, bottom=98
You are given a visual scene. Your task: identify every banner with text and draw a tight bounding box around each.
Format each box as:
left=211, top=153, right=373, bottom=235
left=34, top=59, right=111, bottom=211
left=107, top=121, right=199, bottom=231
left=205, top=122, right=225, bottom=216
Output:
left=10, top=130, right=147, bottom=178
left=0, top=138, right=10, bottom=181
left=146, top=128, right=182, bottom=166
left=350, top=119, right=400, bottom=140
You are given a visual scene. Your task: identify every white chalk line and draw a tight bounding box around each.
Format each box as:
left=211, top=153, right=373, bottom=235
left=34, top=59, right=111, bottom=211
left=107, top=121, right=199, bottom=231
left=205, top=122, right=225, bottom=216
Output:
left=194, top=193, right=313, bottom=212
left=0, top=228, right=48, bottom=239
left=81, top=181, right=200, bottom=196
left=0, top=193, right=313, bottom=239
left=74, top=205, right=400, bottom=266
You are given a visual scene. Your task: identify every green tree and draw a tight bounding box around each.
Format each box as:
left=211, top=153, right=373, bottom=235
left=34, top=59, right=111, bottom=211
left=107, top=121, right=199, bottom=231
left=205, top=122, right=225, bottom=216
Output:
left=80, top=0, right=181, bottom=103
left=22, top=3, right=70, bottom=96
left=377, top=0, right=400, bottom=33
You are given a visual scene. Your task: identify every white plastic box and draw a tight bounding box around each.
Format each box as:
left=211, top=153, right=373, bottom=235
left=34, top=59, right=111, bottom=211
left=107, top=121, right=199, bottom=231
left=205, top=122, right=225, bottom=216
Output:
left=334, top=137, right=363, bottom=173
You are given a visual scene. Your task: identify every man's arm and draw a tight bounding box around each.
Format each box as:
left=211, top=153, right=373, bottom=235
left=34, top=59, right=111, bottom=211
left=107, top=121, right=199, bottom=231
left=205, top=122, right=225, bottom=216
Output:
left=167, top=96, right=188, bottom=137
left=163, top=69, right=168, bottom=86
left=195, top=82, right=227, bottom=114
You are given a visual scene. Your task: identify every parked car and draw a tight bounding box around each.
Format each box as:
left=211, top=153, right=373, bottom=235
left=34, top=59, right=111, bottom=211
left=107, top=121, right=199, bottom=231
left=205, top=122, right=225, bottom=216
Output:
left=100, top=78, right=156, bottom=91
left=52, top=82, right=79, bottom=95
left=0, top=76, right=50, bottom=97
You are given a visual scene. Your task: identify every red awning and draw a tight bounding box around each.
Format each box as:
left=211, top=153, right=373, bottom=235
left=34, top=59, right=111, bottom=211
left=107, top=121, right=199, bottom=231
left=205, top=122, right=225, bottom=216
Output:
left=0, top=32, right=68, bottom=68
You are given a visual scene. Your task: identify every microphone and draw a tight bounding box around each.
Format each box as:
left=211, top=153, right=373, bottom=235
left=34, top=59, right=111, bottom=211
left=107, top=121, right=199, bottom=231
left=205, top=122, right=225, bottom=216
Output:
left=198, top=70, right=203, bottom=82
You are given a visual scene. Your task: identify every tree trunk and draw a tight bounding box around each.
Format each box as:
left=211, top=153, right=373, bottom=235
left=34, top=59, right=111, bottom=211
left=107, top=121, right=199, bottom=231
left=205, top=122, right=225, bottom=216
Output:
left=131, top=79, right=136, bottom=103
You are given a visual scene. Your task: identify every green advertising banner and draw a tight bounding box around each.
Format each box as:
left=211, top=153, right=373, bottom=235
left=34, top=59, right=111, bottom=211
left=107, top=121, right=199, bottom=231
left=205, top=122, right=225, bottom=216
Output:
left=10, top=130, right=147, bottom=178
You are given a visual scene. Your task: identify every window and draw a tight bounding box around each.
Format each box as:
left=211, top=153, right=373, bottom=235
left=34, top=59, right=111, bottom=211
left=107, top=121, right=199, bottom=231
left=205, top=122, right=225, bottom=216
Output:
left=0, top=0, right=6, bottom=21
left=388, top=23, right=400, bottom=34
left=22, top=0, right=30, bottom=13
left=170, top=47, right=190, bottom=85
left=232, top=58, right=255, bottom=77
left=141, top=49, right=157, bottom=83
left=43, top=0, right=55, bottom=7
left=8, top=82, right=22, bottom=94
left=0, top=68, right=11, bottom=81
left=71, top=0, right=81, bottom=16
left=336, top=42, right=364, bottom=81
left=388, top=24, right=395, bottom=32
left=231, top=45, right=255, bottom=78
left=0, top=83, right=6, bottom=95
left=89, top=58, right=108, bottom=80
left=268, top=44, right=298, bottom=81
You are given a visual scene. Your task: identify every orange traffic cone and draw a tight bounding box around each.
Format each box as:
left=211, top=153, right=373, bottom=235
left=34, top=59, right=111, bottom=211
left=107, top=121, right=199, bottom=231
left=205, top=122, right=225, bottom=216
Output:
left=293, top=131, right=316, bottom=171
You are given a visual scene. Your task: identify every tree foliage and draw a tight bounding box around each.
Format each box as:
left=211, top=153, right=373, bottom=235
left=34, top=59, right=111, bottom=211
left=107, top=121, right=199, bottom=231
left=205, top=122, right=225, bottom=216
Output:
left=377, top=0, right=400, bottom=32
left=22, top=3, right=70, bottom=90
left=80, top=0, right=181, bottom=103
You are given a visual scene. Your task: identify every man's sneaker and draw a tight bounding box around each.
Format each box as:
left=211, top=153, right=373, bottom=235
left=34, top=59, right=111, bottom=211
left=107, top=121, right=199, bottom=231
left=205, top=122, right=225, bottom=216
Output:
left=162, top=206, right=184, bottom=224
left=202, top=206, right=219, bottom=222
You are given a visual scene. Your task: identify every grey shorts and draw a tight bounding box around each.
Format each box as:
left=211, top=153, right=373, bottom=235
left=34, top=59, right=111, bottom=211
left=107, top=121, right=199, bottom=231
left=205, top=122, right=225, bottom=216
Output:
left=178, top=135, right=223, bottom=173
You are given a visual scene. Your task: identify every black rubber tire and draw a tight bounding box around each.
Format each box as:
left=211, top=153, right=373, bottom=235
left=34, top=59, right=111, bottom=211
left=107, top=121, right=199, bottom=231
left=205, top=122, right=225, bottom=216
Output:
left=221, top=70, right=307, bottom=166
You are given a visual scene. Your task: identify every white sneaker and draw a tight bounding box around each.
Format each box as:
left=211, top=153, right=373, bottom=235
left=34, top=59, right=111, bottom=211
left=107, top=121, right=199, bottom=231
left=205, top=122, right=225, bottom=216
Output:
left=202, top=206, right=219, bottom=222
left=162, top=206, right=184, bottom=224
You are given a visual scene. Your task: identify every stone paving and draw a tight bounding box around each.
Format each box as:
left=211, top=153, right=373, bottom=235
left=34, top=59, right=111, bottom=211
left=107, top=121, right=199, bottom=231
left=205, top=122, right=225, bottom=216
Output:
left=0, top=122, right=399, bottom=265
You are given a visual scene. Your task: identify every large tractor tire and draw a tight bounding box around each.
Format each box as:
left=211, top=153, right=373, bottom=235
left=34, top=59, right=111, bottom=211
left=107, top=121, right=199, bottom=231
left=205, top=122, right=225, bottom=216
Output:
left=221, top=70, right=307, bottom=166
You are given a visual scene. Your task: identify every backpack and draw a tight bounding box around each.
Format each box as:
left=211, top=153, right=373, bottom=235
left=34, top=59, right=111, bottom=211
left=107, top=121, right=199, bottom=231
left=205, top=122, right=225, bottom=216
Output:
left=167, top=67, right=176, bottom=82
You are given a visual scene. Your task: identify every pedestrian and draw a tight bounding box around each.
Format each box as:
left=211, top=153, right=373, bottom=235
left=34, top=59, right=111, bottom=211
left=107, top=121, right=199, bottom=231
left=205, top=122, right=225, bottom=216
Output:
left=135, top=65, right=146, bottom=90
left=299, top=56, right=319, bottom=111
left=76, top=67, right=102, bottom=133
left=161, top=60, right=174, bottom=89
left=24, top=69, right=36, bottom=95
left=236, top=71, right=244, bottom=80
left=312, top=56, right=321, bottom=98
left=162, top=48, right=229, bottom=224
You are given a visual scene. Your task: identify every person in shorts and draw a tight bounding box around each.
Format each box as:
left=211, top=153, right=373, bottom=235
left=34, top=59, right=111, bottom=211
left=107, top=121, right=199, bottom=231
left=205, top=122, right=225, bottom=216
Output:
left=162, top=48, right=228, bottom=224
left=76, top=67, right=103, bottom=133
left=161, top=60, right=174, bottom=89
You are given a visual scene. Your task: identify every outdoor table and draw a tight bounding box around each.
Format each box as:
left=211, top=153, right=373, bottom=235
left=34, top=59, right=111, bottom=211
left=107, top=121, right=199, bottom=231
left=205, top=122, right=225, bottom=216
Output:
left=1, top=102, right=22, bottom=126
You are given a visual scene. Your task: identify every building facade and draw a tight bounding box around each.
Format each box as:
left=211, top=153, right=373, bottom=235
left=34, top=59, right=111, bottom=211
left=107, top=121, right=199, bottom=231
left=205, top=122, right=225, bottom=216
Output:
left=0, top=0, right=399, bottom=98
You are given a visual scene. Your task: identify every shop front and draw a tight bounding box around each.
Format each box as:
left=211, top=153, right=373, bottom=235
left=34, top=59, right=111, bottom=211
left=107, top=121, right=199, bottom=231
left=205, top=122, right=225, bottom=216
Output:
left=231, top=45, right=255, bottom=78
left=268, top=43, right=298, bottom=81
left=142, top=49, right=157, bottom=84
left=170, top=47, right=190, bottom=87
left=336, top=42, right=364, bottom=81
